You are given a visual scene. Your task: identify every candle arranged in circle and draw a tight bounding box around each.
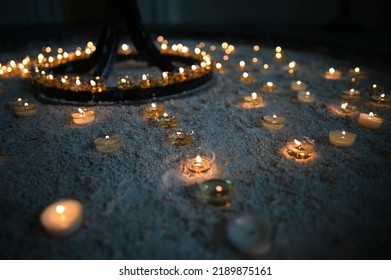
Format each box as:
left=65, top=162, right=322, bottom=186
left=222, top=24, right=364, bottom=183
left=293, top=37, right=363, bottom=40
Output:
left=286, top=138, right=315, bottom=159
left=358, top=112, right=383, bottom=129
left=94, top=134, right=121, bottom=153
left=297, top=91, right=315, bottom=103
left=291, top=80, right=307, bottom=91
left=342, top=88, right=360, bottom=100
left=324, top=67, right=342, bottom=80
left=166, top=129, right=193, bottom=147
left=329, top=130, right=356, bottom=147
left=184, top=148, right=215, bottom=174
left=13, top=102, right=36, bottom=117
left=71, top=107, right=95, bottom=125
left=242, top=92, right=264, bottom=108
left=199, top=178, right=236, bottom=208
left=156, top=112, right=178, bottom=129
left=261, top=81, right=278, bottom=93
left=261, top=114, right=285, bottom=130
left=40, top=199, right=83, bottom=237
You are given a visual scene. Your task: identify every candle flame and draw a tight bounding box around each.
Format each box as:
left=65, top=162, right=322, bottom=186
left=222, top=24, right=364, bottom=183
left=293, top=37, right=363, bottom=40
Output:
left=305, top=91, right=310, bottom=96
left=78, top=108, right=84, bottom=114
left=273, top=114, right=277, bottom=119
left=239, top=61, right=245, bottom=67
left=105, top=135, right=110, bottom=140
left=341, top=102, right=348, bottom=109
left=263, top=64, right=269, bottom=70
left=142, top=74, right=148, bottom=81
left=266, top=81, right=273, bottom=87
left=90, top=80, right=96, bottom=87
left=215, top=63, right=222, bottom=69
left=288, top=61, right=296, bottom=68
left=242, top=72, right=249, bottom=78
left=56, top=205, right=65, bottom=215
left=121, top=44, right=129, bottom=51
left=17, top=98, right=22, bottom=102
left=151, top=103, right=156, bottom=108
left=163, top=113, right=168, bottom=117
left=354, top=67, right=360, bottom=73
left=195, top=155, right=202, bottom=163
left=350, top=88, right=355, bottom=93
left=372, top=84, right=377, bottom=89
left=369, top=112, right=374, bottom=118
left=275, top=52, right=282, bottom=59
left=216, top=186, right=223, bottom=192
left=75, top=78, right=81, bottom=86
left=253, top=45, right=260, bottom=51
left=179, top=67, right=184, bottom=74
left=380, top=93, right=385, bottom=98
left=252, top=57, right=258, bottom=63
left=24, top=102, right=29, bottom=107
left=294, top=139, right=302, bottom=147
left=251, top=92, right=257, bottom=99
left=296, top=80, right=302, bottom=85
left=275, top=46, right=282, bottom=52
left=329, top=68, right=335, bottom=74
left=342, top=130, right=346, bottom=136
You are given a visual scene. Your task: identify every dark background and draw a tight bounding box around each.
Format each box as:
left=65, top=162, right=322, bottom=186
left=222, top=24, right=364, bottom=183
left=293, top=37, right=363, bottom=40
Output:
left=0, top=0, right=390, bottom=57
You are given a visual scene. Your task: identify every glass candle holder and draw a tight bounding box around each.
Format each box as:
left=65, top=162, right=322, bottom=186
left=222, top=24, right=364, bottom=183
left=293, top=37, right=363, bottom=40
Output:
left=241, top=92, right=264, bottom=109
left=156, top=112, right=178, bottom=129
left=183, top=147, right=216, bottom=174
left=71, top=107, right=95, bottom=125
left=286, top=137, right=315, bottom=159
left=370, top=92, right=391, bottom=108
left=141, top=102, right=165, bottom=120
left=297, top=91, right=315, bottom=103
left=261, top=114, right=285, bottom=130
left=227, top=214, right=271, bottom=256
left=261, top=82, right=278, bottom=93
left=199, top=178, right=236, bottom=208
left=342, top=88, right=361, bottom=100
left=166, top=128, right=193, bottom=147
left=94, top=134, right=121, bottom=153
left=13, top=102, right=36, bottom=117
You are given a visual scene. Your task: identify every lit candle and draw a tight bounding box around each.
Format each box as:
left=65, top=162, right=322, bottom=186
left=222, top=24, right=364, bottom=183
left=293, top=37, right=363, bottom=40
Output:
left=324, top=67, right=342, bottom=80
left=342, top=88, right=360, bottom=100
left=240, top=72, right=255, bottom=84
left=349, top=66, right=362, bottom=77
left=142, top=102, right=165, bottom=120
left=370, top=92, right=391, bottom=108
left=261, top=63, right=270, bottom=74
left=261, top=114, right=285, bottom=130
left=358, top=112, right=383, bottom=130
left=297, top=91, right=315, bottom=103
left=329, top=130, right=356, bottom=147
left=215, top=62, right=225, bottom=74
left=156, top=112, right=178, bottom=129
left=8, top=97, right=27, bottom=109
left=291, top=80, right=307, bottom=91
left=89, top=76, right=106, bottom=93
left=166, top=129, right=193, bottom=146
left=40, top=199, right=83, bottom=237
left=94, top=134, right=121, bottom=153
left=227, top=214, right=271, bottom=256
left=286, top=138, right=315, bottom=159
left=242, top=92, right=264, bottom=108
left=261, top=81, right=278, bottom=93
left=13, top=102, right=36, bottom=117
left=116, top=75, right=134, bottom=90
left=184, top=148, right=215, bottom=174
left=138, top=74, right=151, bottom=88
left=199, top=178, right=236, bottom=208
left=71, top=107, right=95, bottom=125
left=286, top=61, right=297, bottom=76
left=339, top=102, right=358, bottom=116
left=238, top=60, right=246, bottom=71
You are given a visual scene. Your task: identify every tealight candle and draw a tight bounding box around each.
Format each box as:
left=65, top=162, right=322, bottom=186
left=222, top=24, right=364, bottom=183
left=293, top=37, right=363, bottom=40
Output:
left=199, top=178, right=236, bottom=208
left=287, top=61, right=297, bottom=76
left=184, top=147, right=215, bottom=174
left=8, top=97, right=27, bottom=108
left=329, top=130, right=356, bottom=147
left=242, top=92, right=264, bottom=108
left=342, top=88, right=360, bottom=100
left=227, top=214, right=271, bottom=256
left=71, top=107, right=95, bottom=125
left=370, top=92, right=391, bottom=108
left=240, top=72, right=254, bottom=84
left=40, top=199, right=83, bottom=237
left=94, top=134, right=121, bottom=153
left=166, top=129, right=193, bottom=146
left=339, top=102, right=358, bottom=116
left=286, top=137, right=315, bottom=159
left=156, top=112, right=178, bottom=129
left=297, top=91, right=315, bottom=103
left=13, top=102, right=36, bottom=117
left=324, top=67, right=342, bottom=80
left=261, top=81, right=278, bottom=93
left=291, top=80, right=307, bottom=91
left=358, top=112, right=383, bottom=129
left=261, top=114, right=285, bottom=130
left=142, top=102, right=165, bottom=120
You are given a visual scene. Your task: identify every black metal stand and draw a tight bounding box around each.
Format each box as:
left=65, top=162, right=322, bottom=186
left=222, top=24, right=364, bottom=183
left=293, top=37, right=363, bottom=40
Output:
left=34, top=0, right=214, bottom=104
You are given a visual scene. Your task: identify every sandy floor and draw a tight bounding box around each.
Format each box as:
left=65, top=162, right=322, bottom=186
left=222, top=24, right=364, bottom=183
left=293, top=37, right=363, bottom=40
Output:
left=1, top=38, right=391, bottom=259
